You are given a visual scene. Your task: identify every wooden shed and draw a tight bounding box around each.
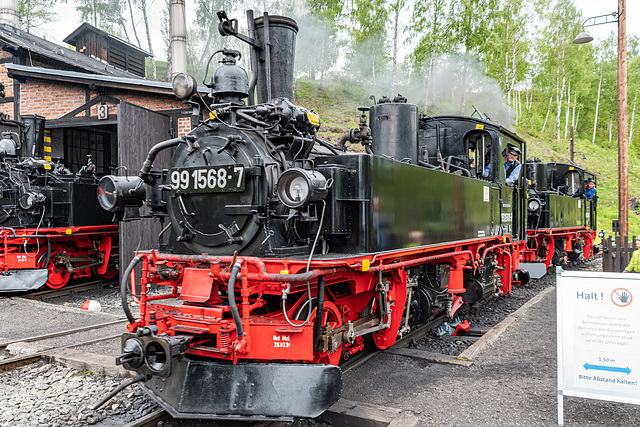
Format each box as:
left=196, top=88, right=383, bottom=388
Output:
left=63, top=23, right=151, bottom=78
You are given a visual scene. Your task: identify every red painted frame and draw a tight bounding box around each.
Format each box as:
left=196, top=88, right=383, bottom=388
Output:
left=127, top=234, right=530, bottom=365
left=0, top=224, right=119, bottom=288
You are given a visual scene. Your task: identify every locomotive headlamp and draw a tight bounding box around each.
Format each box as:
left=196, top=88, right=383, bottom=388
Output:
left=19, top=191, right=45, bottom=210
left=528, top=198, right=541, bottom=212
left=277, top=168, right=328, bottom=209
left=172, top=73, right=198, bottom=100
left=97, top=176, right=145, bottom=211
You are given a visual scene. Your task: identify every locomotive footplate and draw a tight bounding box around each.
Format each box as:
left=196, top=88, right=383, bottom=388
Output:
left=0, top=268, right=48, bottom=292
left=139, top=358, right=342, bottom=421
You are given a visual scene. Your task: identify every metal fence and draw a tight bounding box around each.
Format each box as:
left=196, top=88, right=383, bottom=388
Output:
left=602, top=235, right=638, bottom=272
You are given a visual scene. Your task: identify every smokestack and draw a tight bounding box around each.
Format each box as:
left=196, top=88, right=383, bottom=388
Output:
left=0, top=0, right=18, bottom=28
left=170, top=0, right=187, bottom=76
left=253, top=14, right=298, bottom=103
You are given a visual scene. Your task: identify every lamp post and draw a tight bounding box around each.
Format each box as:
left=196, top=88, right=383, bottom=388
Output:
left=574, top=0, right=628, bottom=238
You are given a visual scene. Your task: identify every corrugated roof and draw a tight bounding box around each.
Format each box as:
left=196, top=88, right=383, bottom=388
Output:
left=0, top=24, right=141, bottom=78
left=5, top=63, right=209, bottom=96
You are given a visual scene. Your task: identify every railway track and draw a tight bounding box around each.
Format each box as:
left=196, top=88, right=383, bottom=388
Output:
left=0, top=320, right=125, bottom=372
left=21, top=278, right=118, bottom=301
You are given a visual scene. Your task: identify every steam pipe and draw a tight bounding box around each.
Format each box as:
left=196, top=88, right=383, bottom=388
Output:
left=315, top=137, right=343, bottom=154
left=337, top=133, right=350, bottom=148
left=418, top=160, right=442, bottom=170
left=227, top=262, right=244, bottom=338
left=235, top=110, right=271, bottom=128
left=139, top=135, right=194, bottom=184
left=246, top=10, right=258, bottom=106
left=263, top=13, right=272, bottom=101
left=121, top=255, right=142, bottom=323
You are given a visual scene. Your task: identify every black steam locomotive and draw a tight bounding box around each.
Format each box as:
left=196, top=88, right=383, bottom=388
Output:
left=524, top=160, right=598, bottom=271
left=0, top=115, right=117, bottom=291
left=96, top=10, right=595, bottom=421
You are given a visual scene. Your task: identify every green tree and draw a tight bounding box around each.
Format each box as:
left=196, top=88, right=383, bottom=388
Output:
left=533, top=0, right=584, bottom=140
left=296, top=0, right=344, bottom=83
left=407, top=0, right=450, bottom=109
left=76, top=0, right=125, bottom=34
left=18, top=0, right=61, bottom=33
left=388, top=0, right=407, bottom=94
left=346, top=0, right=389, bottom=85
left=448, top=0, right=499, bottom=112
left=482, top=0, right=530, bottom=113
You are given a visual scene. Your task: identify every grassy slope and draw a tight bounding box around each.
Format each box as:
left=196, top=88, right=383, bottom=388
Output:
left=520, top=129, right=640, bottom=238
left=294, top=79, right=369, bottom=143
left=295, top=78, right=640, bottom=238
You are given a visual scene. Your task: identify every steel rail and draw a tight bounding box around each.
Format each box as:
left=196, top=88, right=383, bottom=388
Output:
left=0, top=319, right=127, bottom=350
left=121, top=409, right=172, bottom=427
left=22, top=278, right=118, bottom=300
left=0, top=334, right=121, bottom=372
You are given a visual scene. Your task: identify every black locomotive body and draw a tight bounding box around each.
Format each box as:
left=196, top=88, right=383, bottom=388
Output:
left=524, top=161, right=597, bottom=267
left=0, top=116, right=118, bottom=291
left=97, top=10, right=594, bottom=421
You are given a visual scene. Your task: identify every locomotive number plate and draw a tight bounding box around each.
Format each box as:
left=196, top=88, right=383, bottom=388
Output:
left=169, top=165, right=245, bottom=193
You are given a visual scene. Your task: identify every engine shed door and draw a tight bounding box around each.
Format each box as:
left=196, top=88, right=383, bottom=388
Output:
left=117, top=101, right=173, bottom=271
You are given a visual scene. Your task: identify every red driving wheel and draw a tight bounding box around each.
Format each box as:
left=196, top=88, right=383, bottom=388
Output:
left=38, top=250, right=71, bottom=289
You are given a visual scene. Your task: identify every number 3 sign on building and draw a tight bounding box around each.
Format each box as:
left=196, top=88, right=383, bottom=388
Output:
left=557, top=268, right=640, bottom=426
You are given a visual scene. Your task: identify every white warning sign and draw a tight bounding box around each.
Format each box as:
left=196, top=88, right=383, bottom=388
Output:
left=557, top=269, right=640, bottom=425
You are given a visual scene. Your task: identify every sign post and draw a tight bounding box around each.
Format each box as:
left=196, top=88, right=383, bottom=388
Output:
left=557, top=268, right=640, bottom=426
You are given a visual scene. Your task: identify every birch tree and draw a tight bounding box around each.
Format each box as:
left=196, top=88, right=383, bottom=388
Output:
left=483, top=0, right=530, bottom=109
left=18, top=0, right=61, bottom=33
left=533, top=0, right=582, bottom=139
left=345, top=0, right=389, bottom=85
left=592, top=69, right=602, bottom=144
left=297, top=0, right=344, bottom=83
left=407, top=0, right=449, bottom=109
left=448, top=0, right=498, bottom=113
left=389, top=0, right=407, bottom=94
left=76, top=0, right=125, bottom=34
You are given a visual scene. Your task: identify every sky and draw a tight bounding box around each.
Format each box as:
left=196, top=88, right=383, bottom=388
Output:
left=575, top=0, right=639, bottom=43
left=36, top=1, right=184, bottom=61
left=33, top=0, right=640, bottom=64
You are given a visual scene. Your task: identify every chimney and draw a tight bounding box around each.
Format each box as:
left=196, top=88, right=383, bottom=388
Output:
left=170, top=0, right=187, bottom=76
left=0, top=0, right=18, bottom=28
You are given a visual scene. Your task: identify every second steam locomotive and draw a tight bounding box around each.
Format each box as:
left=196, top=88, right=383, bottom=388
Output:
left=0, top=115, right=117, bottom=291
left=97, top=10, right=597, bottom=421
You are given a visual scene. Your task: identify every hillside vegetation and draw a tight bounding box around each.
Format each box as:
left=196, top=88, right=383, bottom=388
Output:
left=295, top=78, right=640, bottom=239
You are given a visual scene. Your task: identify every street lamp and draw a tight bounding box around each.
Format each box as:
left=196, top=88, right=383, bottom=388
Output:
left=573, top=1, right=628, bottom=238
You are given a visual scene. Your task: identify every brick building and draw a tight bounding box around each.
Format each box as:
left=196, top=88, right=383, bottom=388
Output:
left=0, top=23, right=197, bottom=174
left=0, top=22, right=204, bottom=267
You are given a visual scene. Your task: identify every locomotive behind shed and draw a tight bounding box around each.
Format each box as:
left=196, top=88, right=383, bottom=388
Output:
left=0, top=115, right=117, bottom=291
left=95, top=9, right=597, bottom=421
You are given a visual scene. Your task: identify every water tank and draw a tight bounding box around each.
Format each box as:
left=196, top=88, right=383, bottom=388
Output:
left=370, top=102, right=419, bottom=163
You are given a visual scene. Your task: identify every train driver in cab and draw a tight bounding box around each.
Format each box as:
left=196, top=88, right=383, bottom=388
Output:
left=585, top=179, right=597, bottom=200
left=483, top=145, right=521, bottom=184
